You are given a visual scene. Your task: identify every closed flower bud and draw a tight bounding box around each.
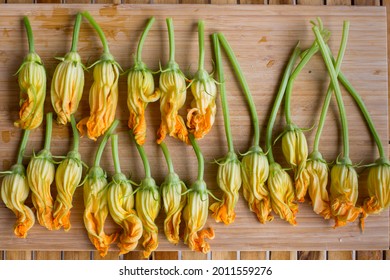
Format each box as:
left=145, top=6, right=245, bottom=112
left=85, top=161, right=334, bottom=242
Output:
left=83, top=166, right=118, bottom=257
left=330, top=162, right=362, bottom=228
left=1, top=164, right=35, bottom=238
left=282, top=125, right=309, bottom=202
left=15, top=52, right=46, bottom=130
left=52, top=151, right=83, bottom=231
left=183, top=180, right=215, bottom=253
left=135, top=177, right=161, bottom=258
left=51, top=52, right=84, bottom=125
left=210, top=152, right=242, bottom=225
left=77, top=54, right=120, bottom=141
left=107, top=173, right=143, bottom=255
left=161, top=172, right=187, bottom=244
left=268, top=162, right=298, bottom=225
left=241, top=147, right=273, bottom=223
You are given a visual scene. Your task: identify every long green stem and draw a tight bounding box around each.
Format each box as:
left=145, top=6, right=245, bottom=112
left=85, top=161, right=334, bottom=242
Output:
left=70, top=13, right=82, bottom=53
left=136, top=17, right=155, bottom=64
left=132, top=131, right=151, bottom=178
left=160, top=141, right=174, bottom=174
left=217, top=33, right=260, bottom=146
left=82, top=11, right=110, bottom=54
left=313, top=21, right=349, bottom=153
left=189, top=134, right=204, bottom=180
left=198, top=20, right=205, bottom=71
left=213, top=34, right=234, bottom=153
left=166, top=18, right=175, bottom=63
left=265, top=43, right=301, bottom=163
left=111, top=134, right=121, bottom=174
left=44, top=113, right=53, bottom=151
left=23, top=16, right=35, bottom=53
left=93, top=120, right=119, bottom=167
left=70, top=115, right=79, bottom=152
left=16, top=129, right=31, bottom=165
left=314, top=25, right=350, bottom=160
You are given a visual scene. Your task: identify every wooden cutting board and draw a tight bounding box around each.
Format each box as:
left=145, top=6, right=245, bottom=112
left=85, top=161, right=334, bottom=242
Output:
left=0, top=4, right=388, bottom=252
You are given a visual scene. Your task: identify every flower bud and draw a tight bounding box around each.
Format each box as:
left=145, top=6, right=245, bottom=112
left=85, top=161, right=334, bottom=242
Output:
left=161, top=172, right=187, bottom=244
left=83, top=166, right=118, bottom=257
left=107, top=173, right=143, bottom=255
left=1, top=164, right=35, bottom=238
left=183, top=180, right=214, bottom=253
left=135, top=177, right=161, bottom=258
left=268, top=162, right=298, bottom=225
left=51, top=52, right=84, bottom=125
left=14, top=52, right=46, bottom=130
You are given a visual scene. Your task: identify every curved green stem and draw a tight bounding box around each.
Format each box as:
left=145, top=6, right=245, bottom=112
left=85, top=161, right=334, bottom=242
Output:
left=136, top=17, right=155, bottom=64
left=23, top=16, right=35, bottom=53
left=70, top=115, right=79, bottom=152
left=313, top=21, right=349, bottom=153
left=213, top=34, right=234, bottom=153
left=217, top=33, right=260, bottom=146
left=314, top=25, right=350, bottom=160
left=44, top=113, right=53, bottom=151
left=198, top=20, right=205, bottom=71
left=160, top=141, right=174, bottom=174
left=70, top=13, right=82, bottom=53
left=82, top=11, right=110, bottom=54
left=93, top=119, right=119, bottom=167
left=16, top=129, right=31, bottom=165
left=132, top=131, right=151, bottom=178
left=265, top=43, right=301, bottom=163
left=189, top=134, right=204, bottom=181
left=111, top=134, right=121, bottom=174
left=166, top=18, right=175, bottom=63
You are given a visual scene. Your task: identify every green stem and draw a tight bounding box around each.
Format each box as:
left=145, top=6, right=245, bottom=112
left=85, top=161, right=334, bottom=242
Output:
left=111, top=134, right=121, bottom=174
left=285, top=43, right=318, bottom=124
left=217, top=33, right=260, bottom=146
left=160, top=141, right=174, bottom=174
left=213, top=34, right=234, bottom=153
left=82, top=11, right=110, bottom=54
left=93, top=120, right=119, bottom=167
left=136, top=17, right=155, bottom=64
left=70, top=115, right=79, bottom=152
left=198, top=20, right=205, bottom=71
left=314, top=25, right=350, bottom=160
left=166, top=18, right=175, bottom=63
left=313, top=21, right=349, bottom=153
left=189, top=134, right=204, bottom=181
left=70, top=13, right=82, bottom=53
left=44, top=113, right=53, bottom=151
left=16, top=129, right=31, bottom=165
left=132, top=132, right=151, bottom=178
left=265, top=43, right=301, bottom=163
left=23, top=16, right=35, bottom=53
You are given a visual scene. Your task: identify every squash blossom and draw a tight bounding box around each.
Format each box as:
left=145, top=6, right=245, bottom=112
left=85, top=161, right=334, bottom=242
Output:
left=127, top=17, right=160, bottom=146
left=187, top=21, right=217, bottom=139
left=157, top=18, right=189, bottom=144
left=27, top=113, right=55, bottom=230
left=51, top=14, right=84, bottom=125
left=77, top=12, right=120, bottom=141
left=14, top=17, right=46, bottom=130
left=0, top=130, right=35, bottom=238
left=53, top=116, right=83, bottom=231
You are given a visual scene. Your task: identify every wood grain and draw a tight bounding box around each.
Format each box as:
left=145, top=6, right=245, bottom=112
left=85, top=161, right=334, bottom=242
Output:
left=270, top=251, right=297, bottom=260
left=212, top=251, right=237, bottom=260
left=4, top=251, right=33, bottom=260
left=63, top=251, right=91, bottom=260
left=327, top=251, right=353, bottom=260
left=181, top=251, right=208, bottom=260
left=34, top=251, right=62, bottom=260
left=123, top=251, right=146, bottom=260
left=356, top=251, right=382, bottom=260
left=153, top=251, right=179, bottom=260
left=240, top=251, right=267, bottom=260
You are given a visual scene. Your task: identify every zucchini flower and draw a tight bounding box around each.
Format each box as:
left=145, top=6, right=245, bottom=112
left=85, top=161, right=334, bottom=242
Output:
left=127, top=17, right=160, bottom=146
left=156, top=18, right=189, bottom=144
left=27, top=113, right=55, bottom=230
left=107, top=135, right=142, bottom=255
left=83, top=120, right=119, bottom=257
left=51, top=13, right=84, bottom=125
left=160, top=141, right=187, bottom=244
left=132, top=132, right=161, bottom=258
left=187, top=21, right=217, bottom=139
left=53, top=115, right=84, bottom=230
left=0, top=130, right=35, bottom=238
left=77, top=12, right=119, bottom=141
left=183, top=135, right=215, bottom=253
left=14, top=17, right=46, bottom=130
